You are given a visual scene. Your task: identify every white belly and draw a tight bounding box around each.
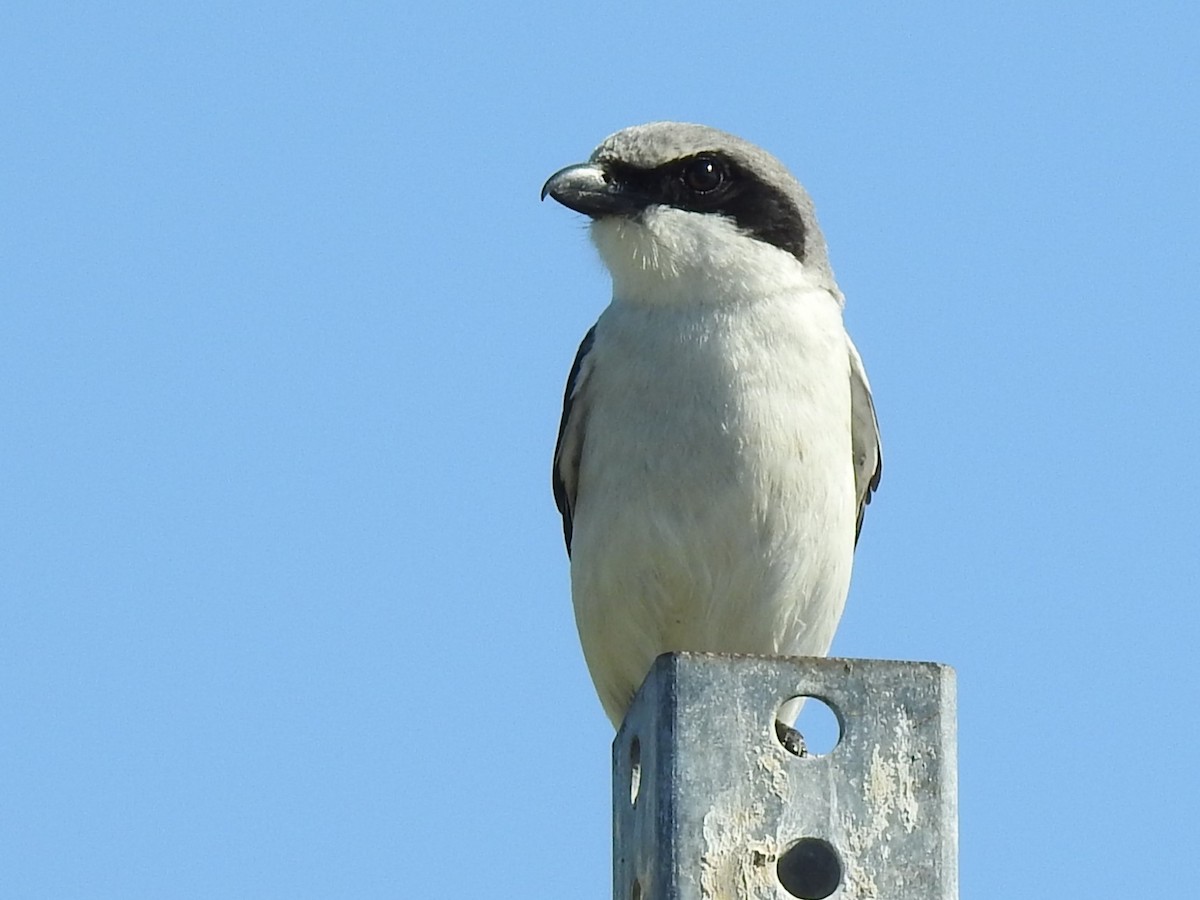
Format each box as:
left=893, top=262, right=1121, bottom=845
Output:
left=570, top=291, right=858, bottom=726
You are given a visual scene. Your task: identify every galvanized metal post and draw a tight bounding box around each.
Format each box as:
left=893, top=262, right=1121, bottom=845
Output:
left=612, top=653, right=957, bottom=900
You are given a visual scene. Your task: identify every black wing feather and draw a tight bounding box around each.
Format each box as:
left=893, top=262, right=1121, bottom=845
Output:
left=552, top=326, right=596, bottom=556
left=848, top=339, right=883, bottom=546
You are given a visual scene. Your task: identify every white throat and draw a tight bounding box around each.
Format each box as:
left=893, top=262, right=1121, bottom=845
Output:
left=589, top=206, right=827, bottom=308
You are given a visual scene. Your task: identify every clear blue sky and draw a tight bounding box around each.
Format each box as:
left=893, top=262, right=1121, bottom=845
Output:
left=3, top=2, right=1197, bottom=897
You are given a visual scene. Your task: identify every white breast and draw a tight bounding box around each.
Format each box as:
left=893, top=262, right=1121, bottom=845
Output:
left=569, top=275, right=858, bottom=726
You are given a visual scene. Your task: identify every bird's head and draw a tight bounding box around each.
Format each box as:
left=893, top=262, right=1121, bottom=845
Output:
left=542, top=122, right=838, bottom=305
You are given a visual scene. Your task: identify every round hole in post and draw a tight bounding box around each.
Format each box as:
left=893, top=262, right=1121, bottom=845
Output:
left=776, top=837, right=842, bottom=899
left=629, top=737, right=641, bottom=805
left=630, top=878, right=642, bottom=900
left=775, top=695, right=842, bottom=757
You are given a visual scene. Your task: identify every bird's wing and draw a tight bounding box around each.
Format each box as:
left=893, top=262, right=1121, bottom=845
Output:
left=552, top=326, right=597, bottom=556
left=847, top=336, right=882, bottom=544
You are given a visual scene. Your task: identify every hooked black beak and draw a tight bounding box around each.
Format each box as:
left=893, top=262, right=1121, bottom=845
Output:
left=540, top=163, right=644, bottom=218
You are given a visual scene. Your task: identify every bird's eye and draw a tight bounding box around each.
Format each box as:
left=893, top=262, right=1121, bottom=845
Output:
left=682, top=157, right=725, bottom=193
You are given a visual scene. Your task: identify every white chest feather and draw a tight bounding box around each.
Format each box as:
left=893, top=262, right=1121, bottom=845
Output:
left=569, top=276, right=858, bottom=725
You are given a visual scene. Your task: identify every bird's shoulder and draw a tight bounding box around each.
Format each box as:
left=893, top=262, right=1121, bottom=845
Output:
left=551, top=325, right=597, bottom=554
left=847, top=336, right=882, bottom=543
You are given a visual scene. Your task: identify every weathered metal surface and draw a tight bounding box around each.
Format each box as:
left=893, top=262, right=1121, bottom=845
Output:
left=612, top=653, right=957, bottom=899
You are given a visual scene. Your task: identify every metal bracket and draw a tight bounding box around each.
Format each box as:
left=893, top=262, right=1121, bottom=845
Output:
left=612, top=653, right=957, bottom=899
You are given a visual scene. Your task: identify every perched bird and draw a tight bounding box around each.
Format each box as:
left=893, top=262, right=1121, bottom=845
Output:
left=543, top=122, right=881, bottom=732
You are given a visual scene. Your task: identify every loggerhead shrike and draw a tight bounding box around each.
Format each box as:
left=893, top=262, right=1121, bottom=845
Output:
left=542, top=122, right=881, bottom=734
